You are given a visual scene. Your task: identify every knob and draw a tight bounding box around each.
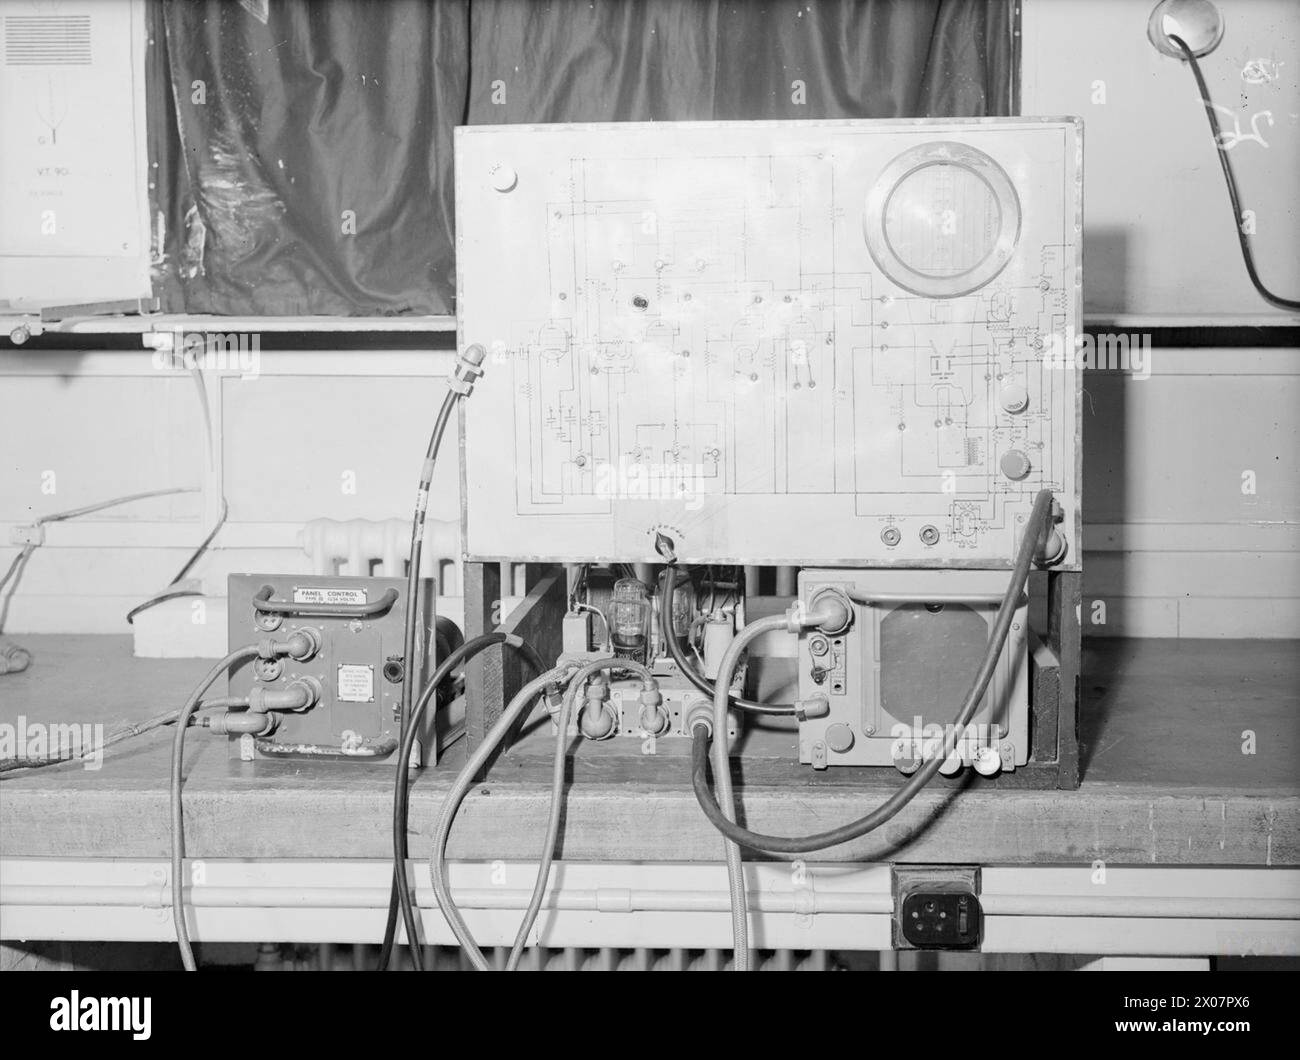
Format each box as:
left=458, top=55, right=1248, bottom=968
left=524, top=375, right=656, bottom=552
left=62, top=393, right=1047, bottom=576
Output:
left=1000, top=382, right=1029, bottom=413
left=488, top=162, right=517, bottom=193
left=937, top=749, right=965, bottom=776
left=1000, top=449, right=1031, bottom=480
left=973, top=746, right=1002, bottom=777
left=825, top=723, right=855, bottom=754
left=892, top=738, right=921, bottom=775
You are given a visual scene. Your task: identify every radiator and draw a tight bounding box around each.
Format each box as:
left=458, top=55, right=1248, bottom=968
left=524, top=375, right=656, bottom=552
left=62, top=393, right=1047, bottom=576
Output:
left=265, top=943, right=838, bottom=972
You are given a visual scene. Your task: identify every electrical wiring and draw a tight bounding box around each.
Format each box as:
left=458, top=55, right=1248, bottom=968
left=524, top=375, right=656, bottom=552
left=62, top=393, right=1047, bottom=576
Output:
left=702, top=614, right=791, bottom=970
left=505, top=683, right=576, bottom=970
left=0, top=545, right=33, bottom=597
left=658, top=561, right=797, bottom=716
left=0, top=700, right=236, bottom=774
left=26, top=486, right=200, bottom=525
left=0, top=638, right=31, bottom=675
left=124, top=588, right=201, bottom=625
left=572, top=601, right=611, bottom=650
left=504, top=656, right=656, bottom=970
left=428, top=663, right=579, bottom=970
left=126, top=498, right=231, bottom=624
left=380, top=347, right=485, bottom=966
left=691, top=489, right=1055, bottom=968
left=379, top=631, right=545, bottom=971
left=126, top=368, right=230, bottom=624
left=171, top=645, right=261, bottom=972
left=0, top=487, right=202, bottom=640
left=3, top=487, right=201, bottom=601
left=398, top=388, right=457, bottom=753
left=1168, top=33, right=1300, bottom=312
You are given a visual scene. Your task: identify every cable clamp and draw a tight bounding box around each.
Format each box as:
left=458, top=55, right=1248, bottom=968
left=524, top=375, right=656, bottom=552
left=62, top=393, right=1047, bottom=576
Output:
left=448, top=344, right=488, bottom=395
left=794, top=696, right=830, bottom=723
left=791, top=875, right=816, bottom=918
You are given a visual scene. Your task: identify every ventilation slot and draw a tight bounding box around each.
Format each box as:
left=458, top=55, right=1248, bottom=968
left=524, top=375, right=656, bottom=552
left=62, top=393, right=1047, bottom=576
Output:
left=3, top=15, right=92, bottom=66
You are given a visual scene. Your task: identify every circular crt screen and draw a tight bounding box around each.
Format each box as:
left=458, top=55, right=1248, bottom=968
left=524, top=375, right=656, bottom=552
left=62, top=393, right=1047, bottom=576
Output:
left=883, top=163, right=1001, bottom=279
left=863, top=142, right=1021, bottom=298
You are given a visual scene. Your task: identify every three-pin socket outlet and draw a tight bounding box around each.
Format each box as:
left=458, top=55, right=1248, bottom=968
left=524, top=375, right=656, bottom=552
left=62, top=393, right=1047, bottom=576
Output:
left=893, top=866, right=982, bottom=950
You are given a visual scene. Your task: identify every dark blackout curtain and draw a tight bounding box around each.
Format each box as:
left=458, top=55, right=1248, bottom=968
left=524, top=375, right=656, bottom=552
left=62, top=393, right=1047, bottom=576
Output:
left=149, top=0, right=1014, bottom=316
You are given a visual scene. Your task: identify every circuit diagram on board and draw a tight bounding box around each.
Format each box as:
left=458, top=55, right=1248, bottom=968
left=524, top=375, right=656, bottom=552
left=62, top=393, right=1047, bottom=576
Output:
left=458, top=121, right=1082, bottom=567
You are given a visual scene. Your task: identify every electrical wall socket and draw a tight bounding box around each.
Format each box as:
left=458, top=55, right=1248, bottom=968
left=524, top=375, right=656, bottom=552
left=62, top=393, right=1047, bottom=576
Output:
left=893, top=866, right=982, bottom=950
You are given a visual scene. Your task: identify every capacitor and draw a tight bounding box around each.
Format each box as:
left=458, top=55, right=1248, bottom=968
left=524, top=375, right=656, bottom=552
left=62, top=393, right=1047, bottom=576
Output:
left=701, top=610, right=735, bottom=680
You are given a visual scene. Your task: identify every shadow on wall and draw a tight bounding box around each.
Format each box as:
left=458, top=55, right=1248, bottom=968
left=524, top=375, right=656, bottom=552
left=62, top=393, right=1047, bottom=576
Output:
left=1084, top=225, right=1130, bottom=318
left=1081, top=365, right=1129, bottom=639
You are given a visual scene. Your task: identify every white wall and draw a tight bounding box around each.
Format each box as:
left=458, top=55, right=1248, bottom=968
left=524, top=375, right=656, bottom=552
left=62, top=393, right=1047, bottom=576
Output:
left=1015, top=0, right=1300, bottom=635
left=1022, top=0, right=1300, bottom=323
left=0, top=349, right=464, bottom=633
left=1080, top=347, right=1299, bottom=636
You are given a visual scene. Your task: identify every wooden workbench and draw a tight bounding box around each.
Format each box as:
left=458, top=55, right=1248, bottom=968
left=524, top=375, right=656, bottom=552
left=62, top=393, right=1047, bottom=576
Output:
left=0, top=636, right=1295, bottom=866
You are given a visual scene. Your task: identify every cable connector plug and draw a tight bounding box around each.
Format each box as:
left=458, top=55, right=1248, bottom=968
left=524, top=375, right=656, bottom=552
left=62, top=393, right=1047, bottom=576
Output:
left=786, top=587, right=853, bottom=635
left=1033, top=497, right=1068, bottom=567
left=205, top=712, right=278, bottom=736
left=637, top=681, right=668, bottom=736
left=246, top=677, right=322, bottom=714
left=541, top=680, right=566, bottom=719
left=684, top=698, right=714, bottom=739
left=653, top=531, right=676, bottom=564
left=578, top=676, right=617, bottom=740
left=448, top=343, right=487, bottom=396
left=282, top=627, right=321, bottom=662
left=794, top=696, right=830, bottom=722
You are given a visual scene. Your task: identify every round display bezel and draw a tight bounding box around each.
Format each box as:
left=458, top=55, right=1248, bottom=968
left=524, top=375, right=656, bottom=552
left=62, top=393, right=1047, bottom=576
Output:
left=863, top=141, right=1022, bottom=299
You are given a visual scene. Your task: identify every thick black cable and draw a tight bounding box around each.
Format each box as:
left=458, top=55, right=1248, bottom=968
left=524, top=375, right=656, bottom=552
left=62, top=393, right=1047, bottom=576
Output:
left=1169, top=34, right=1300, bottom=312
left=379, top=631, right=545, bottom=970
left=691, top=489, right=1055, bottom=854
left=659, top=563, right=796, bottom=716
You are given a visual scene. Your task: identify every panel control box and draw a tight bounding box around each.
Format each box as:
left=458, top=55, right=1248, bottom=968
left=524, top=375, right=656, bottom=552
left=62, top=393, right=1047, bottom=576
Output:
left=226, top=574, right=437, bottom=765
left=796, top=569, right=1029, bottom=774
